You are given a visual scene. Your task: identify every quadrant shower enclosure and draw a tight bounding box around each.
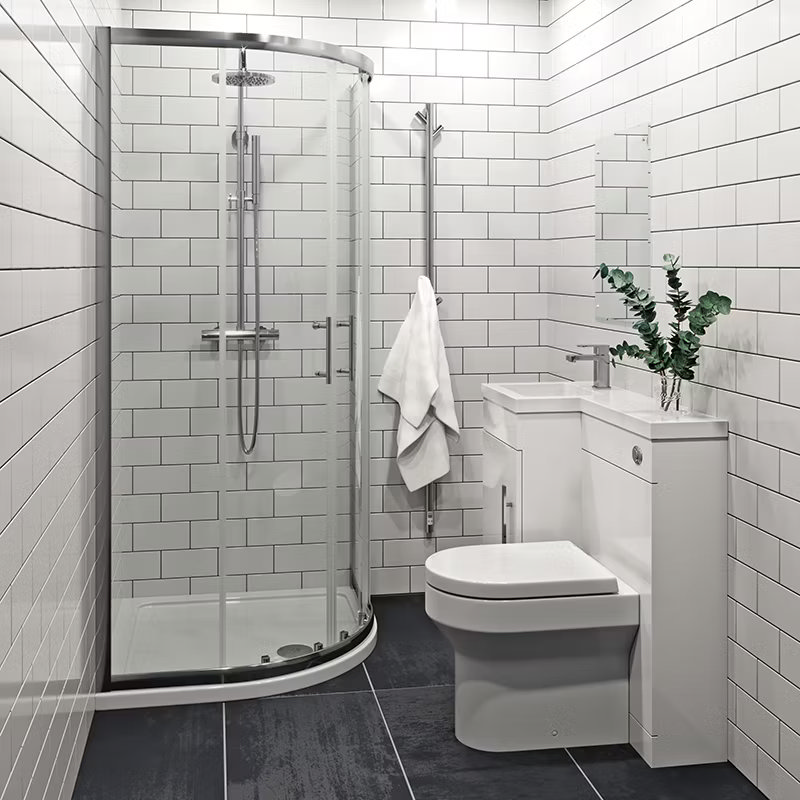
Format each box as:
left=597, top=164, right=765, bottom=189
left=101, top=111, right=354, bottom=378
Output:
left=101, top=27, right=373, bottom=700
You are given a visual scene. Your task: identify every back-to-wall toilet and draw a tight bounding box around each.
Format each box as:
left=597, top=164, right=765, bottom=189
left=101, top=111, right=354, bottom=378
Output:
left=425, top=540, right=639, bottom=753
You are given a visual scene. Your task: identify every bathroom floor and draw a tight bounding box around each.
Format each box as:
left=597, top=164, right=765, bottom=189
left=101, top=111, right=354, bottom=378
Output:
left=73, top=595, right=765, bottom=800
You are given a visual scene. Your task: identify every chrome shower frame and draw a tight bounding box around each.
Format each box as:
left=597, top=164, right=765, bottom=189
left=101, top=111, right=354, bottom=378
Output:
left=111, top=27, right=375, bottom=75
left=101, top=26, right=375, bottom=698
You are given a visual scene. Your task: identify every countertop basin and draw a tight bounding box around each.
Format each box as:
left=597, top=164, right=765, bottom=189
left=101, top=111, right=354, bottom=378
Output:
left=481, top=381, right=728, bottom=440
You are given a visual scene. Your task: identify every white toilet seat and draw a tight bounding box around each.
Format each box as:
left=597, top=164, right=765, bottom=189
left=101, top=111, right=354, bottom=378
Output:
left=424, top=540, right=639, bottom=635
left=426, top=580, right=639, bottom=634
left=426, top=540, right=619, bottom=600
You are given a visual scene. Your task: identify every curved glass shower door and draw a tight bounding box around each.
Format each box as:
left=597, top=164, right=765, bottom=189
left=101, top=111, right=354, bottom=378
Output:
left=216, top=50, right=369, bottom=669
left=108, top=32, right=371, bottom=687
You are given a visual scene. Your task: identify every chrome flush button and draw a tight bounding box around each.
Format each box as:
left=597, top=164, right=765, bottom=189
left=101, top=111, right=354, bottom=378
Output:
left=632, top=446, right=643, bottom=465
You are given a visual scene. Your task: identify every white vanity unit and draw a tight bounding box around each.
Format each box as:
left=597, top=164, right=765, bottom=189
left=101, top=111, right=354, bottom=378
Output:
left=481, top=381, right=728, bottom=768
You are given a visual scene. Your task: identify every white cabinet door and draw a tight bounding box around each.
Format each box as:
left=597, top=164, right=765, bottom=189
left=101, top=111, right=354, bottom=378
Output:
left=483, top=431, right=522, bottom=545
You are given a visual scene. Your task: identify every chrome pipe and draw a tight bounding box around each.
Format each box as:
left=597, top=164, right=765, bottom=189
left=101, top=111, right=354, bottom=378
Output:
left=236, top=48, right=246, bottom=329
left=424, top=483, right=435, bottom=537
left=236, top=128, right=262, bottom=455
left=232, top=49, right=262, bottom=456
left=418, top=103, right=443, bottom=304
left=251, top=133, right=260, bottom=207
left=419, top=103, right=443, bottom=535
left=424, top=102, right=435, bottom=295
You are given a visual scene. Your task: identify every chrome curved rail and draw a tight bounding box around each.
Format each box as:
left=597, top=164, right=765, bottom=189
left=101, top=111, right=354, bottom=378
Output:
left=110, top=27, right=375, bottom=79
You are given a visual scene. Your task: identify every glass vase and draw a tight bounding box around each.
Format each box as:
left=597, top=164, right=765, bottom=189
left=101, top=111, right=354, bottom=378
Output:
left=659, top=375, right=682, bottom=412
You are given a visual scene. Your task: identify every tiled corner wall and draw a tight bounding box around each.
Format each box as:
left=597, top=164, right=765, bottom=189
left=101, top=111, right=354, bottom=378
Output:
left=539, top=0, right=800, bottom=796
left=0, top=0, right=120, bottom=798
left=117, top=0, right=551, bottom=595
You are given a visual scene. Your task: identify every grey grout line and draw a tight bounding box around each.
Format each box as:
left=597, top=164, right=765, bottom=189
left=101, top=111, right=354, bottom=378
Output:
left=362, top=664, right=417, bottom=800
left=363, top=682, right=455, bottom=694
left=565, top=748, right=605, bottom=800
left=222, top=702, right=229, bottom=800
left=251, top=687, right=374, bottom=700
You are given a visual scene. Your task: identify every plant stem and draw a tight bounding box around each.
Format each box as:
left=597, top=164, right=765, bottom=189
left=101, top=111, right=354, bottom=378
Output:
left=662, top=375, right=682, bottom=412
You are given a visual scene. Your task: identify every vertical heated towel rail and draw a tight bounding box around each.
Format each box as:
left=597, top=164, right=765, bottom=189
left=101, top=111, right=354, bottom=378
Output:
left=415, top=102, right=443, bottom=536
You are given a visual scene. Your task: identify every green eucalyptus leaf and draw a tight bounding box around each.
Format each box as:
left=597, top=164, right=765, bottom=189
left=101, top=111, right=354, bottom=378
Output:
left=603, top=254, right=727, bottom=379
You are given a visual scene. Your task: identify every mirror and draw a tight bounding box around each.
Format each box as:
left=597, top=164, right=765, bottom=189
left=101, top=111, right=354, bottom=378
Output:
left=594, top=125, right=651, bottom=324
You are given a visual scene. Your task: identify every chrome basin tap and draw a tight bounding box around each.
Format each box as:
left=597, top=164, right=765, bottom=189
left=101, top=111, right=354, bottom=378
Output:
left=565, top=344, right=611, bottom=389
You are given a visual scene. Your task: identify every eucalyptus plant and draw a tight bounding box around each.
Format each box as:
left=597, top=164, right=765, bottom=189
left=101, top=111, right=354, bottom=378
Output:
left=595, top=254, right=732, bottom=411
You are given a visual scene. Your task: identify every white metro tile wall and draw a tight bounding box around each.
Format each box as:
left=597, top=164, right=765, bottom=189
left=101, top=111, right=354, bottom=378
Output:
left=542, top=0, right=800, bottom=796
left=0, top=0, right=122, bottom=798
left=120, top=0, right=550, bottom=597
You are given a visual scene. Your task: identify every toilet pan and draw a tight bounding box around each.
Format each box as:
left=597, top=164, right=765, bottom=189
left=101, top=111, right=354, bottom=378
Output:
left=425, top=540, right=639, bottom=753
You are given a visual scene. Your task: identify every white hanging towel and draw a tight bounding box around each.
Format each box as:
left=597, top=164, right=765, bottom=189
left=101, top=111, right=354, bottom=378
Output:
left=378, top=276, right=460, bottom=493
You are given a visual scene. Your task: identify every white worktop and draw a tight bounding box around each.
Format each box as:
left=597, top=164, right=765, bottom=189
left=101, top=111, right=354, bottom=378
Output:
left=481, top=381, right=728, bottom=441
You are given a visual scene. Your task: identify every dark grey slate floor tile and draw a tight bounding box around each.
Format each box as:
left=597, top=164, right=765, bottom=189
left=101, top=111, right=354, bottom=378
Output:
left=276, top=664, right=371, bottom=697
left=568, top=744, right=768, bottom=800
left=378, top=685, right=598, bottom=800
left=366, top=594, right=453, bottom=689
left=226, top=691, right=411, bottom=800
left=72, top=703, right=223, bottom=800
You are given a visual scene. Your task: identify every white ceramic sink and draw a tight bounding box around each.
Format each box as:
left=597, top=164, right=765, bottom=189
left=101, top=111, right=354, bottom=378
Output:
left=481, top=381, right=727, bottom=440
left=486, top=382, right=592, bottom=398
left=482, top=381, right=591, bottom=414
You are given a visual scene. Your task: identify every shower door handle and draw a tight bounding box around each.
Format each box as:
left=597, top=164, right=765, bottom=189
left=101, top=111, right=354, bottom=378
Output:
left=312, top=318, right=332, bottom=384
left=336, top=317, right=354, bottom=380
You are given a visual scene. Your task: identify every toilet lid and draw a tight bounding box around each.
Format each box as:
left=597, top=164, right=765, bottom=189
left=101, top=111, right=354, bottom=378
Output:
left=425, top=540, right=619, bottom=600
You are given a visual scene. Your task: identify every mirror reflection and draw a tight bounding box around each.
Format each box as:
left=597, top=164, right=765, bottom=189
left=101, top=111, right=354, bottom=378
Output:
left=594, top=126, right=651, bottom=324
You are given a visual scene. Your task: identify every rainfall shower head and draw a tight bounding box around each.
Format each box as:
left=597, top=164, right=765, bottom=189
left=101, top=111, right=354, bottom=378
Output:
left=212, top=70, right=275, bottom=87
